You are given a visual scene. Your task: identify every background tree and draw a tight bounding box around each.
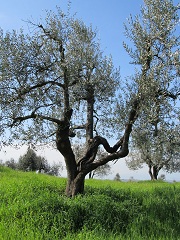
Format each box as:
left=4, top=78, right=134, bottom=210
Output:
left=114, top=173, right=121, bottom=181
left=89, top=148, right=111, bottom=178
left=18, top=147, right=49, bottom=172
left=0, top=7, right=137, bottom=197
left=17, top=147, right=63, bottom=175
left=89, top=163, right=111, bottom=179
left=46, top=162, right=63, bottom=176
left=158, top=174, right=166, bottom=181
left=118, top=0, right=180, bottom=179
left=88, top=149, right=112, bottom=179
left=126, top=124, right=180, bottom=180
left=4, top=158, right=17, bottom=170
left=73, top=144, right=111, bottom=179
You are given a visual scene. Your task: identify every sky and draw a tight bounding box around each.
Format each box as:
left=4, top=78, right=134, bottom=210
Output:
left=0, top=0, right=179, bottom=181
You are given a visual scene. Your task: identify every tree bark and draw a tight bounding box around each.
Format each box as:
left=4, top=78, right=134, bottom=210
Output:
left=56, top=98, right=139, bottom=197
left=65, top=173, right=85, bottom=197
left=148, top=164, right=154, bottom=180
left=85, top=84, right=94, bottom=179
left=148, top=164, right=161, bottom=180
left=152, top=166, right=158, bottom=180
left=86, top=84, right=94, bottom=142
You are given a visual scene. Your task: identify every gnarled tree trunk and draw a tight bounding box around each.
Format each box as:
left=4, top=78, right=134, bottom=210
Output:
left=148, top=164, right=162, bottom=180
left=56, top=99, right=139, bottom=197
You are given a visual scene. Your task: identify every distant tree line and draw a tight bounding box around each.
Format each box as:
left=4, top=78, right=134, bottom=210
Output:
left=1, top=147, right=63, bottom=176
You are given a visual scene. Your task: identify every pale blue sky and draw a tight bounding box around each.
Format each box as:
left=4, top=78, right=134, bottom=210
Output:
left=0, top=0, right=179, bottom=78
left=0, top=0, right=179, bottom=180
left=0, top=0, right=146, bottom=79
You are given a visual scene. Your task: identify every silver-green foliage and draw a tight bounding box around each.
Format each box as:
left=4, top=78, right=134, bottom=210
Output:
left=121, top=0, right=180, bottom=174
left=0, top=7, right=119, bottom=145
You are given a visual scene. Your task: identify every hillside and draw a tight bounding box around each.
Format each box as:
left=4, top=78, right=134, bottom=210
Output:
left=0, top=166, right=180, bottom=240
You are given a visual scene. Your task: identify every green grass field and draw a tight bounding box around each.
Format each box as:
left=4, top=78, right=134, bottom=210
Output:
left=0, top=166, right=179, bottom=239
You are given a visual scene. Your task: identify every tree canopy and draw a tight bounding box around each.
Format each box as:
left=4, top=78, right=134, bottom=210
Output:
left=0, top=9, right=119, bottom=144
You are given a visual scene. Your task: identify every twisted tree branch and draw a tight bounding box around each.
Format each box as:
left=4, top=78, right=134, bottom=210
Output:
left=78, top=98, right=139, bottom=173
left=77, top=136, right=123, bottom=170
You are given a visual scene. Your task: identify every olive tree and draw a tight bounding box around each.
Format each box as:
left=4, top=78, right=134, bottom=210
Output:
left=126, top=124, right=180, bottom=180
left=0, top=8, right=138, bottom=197
left=120, top=0, right=180, bottom=179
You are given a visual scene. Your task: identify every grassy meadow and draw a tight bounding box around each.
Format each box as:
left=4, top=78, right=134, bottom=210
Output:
left=0, top=166, right=179, bottom=240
